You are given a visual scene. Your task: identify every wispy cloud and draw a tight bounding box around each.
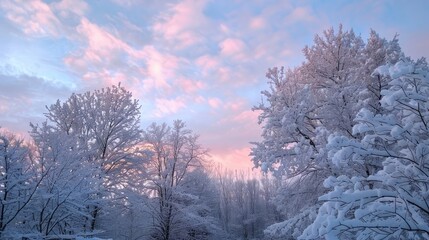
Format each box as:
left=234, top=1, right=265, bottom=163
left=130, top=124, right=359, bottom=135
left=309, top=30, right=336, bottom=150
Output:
left=1, top=0, right=63, bottom=37
left=153, top=0, right=209, bottom=49
left=52, top=0, right=88, bottom=19
left=219, top=38, right=247, bottom=60
left=176, top=78, right=205, bottom=94
left=285, top=6, right=316, bottom=24
left=208, top=98, right=222, bottom=109
left=249, top=17, right=266, bottom=30
left=154, top=97, right=187, bottom=117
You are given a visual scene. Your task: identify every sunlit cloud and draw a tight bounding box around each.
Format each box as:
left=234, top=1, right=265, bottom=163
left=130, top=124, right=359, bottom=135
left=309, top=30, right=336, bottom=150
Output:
left=71, top=18, right=135, bottom=68
left=51, top=0, right=88, bottom=19
left=196, top=55, right=220, bottom=72
left=219, top=38, right=247, bottom=60
left=140, top=46, right=181, bottom=91
left=1, top=0, right=63, bottom=37
left=82, top=70, right=126, bottom=86
left=208, top=98, right=222, bottom=109
left=249, top=17, right=266, bottom=29
left=154, top=97, right=187, bottom=117
left=285, top=6, right=316, bottom=24
left=153, top=0, right=208, bottom=49
left=176, top=78, right=205, bottom=94
left=231, top=110, right=260, bottom=123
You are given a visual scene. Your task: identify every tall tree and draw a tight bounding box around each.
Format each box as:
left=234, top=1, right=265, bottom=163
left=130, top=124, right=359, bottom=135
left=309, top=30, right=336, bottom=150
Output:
left=143, top=120, right=211, bottom=240
left=251, top=26, right=404, bottom=238
left=29, top=122, right=102, bottom=237
left=301, top=25, right=365, bottom=136
left=302, top=58, right=429, bottom=239
left=0, top=131, right=41, bottom=238
left=37, top=84, right=143, bottom=230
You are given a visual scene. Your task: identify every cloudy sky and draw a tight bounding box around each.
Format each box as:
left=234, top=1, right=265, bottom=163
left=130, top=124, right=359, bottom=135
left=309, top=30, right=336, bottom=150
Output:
left=1, top=0, right=428, bottom=170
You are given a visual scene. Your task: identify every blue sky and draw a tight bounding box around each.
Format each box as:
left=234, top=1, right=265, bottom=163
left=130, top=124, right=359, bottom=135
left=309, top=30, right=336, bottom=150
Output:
left=1, top=0, right=428, bottom=170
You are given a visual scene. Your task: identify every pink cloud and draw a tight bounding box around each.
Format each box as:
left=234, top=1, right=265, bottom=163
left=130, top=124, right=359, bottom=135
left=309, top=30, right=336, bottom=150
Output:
left=1, top=0, right=63, bottom=37
left=219, top=38, right=247, bottom=57
left=196, top=55, right=219, bottom=71
left=208, top=98, right=222, bottom=109
left=231, top=110, right=260, bottom=123
left=141, top=46, right=180, bottom=78
left=61, top=16, right=191, bottom=99
left=138, top=46, right=184, bottom=94
left=250, top=17, right=266, bottom=29
left=52, top=0, right=88, bottom=18
left=0, top=0, right=89, bottom=38
left=225, top=99, right=246, bottom=111
left=153, top=97, right=186, bottom=117
left=153, top=0, right=208, bottom=48
left=212, top=66, right=255, bottom=86
left=217, top=67, right=231, bottom=82
left=194, top=95, right=205, bottom=104
left=82, top=70, right=127, bottom=86
left=285, top=7, right=316, bottom=24
left=77, top=18, right=132, bottom=61
left=64, top=17, right=138, bottom=76
left=176, top=78, right=205, bottom=94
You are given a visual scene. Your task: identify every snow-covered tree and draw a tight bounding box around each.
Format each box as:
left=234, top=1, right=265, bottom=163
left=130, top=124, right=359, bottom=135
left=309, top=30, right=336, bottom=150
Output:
left=301, top=25, right=365, bottom=136
left=361, top=30, right=403, bottom=115
left=302, top=58, right=429, bottom=239
left=41, top=84, right=143, bottom=230
left=44, top=83, right=142, bottom=182
left=251, top=26, right=404, bottom=238
left=251, top=67, right=327, bottom=178
left=97, top=187, right=151, bottom=240
left=173, top=168, right=226, bottom=240
left=214, top=167, right=279, bottom=239
left=0, top=131, right=41, bottom=238
left=29, top=122, right=102, bottom=238
left=142, top=120, right=213, bottom=240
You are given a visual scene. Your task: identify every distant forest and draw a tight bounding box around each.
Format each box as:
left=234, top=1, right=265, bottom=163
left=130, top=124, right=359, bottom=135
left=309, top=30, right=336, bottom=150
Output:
left=1, top=26, right=428, bottom=239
